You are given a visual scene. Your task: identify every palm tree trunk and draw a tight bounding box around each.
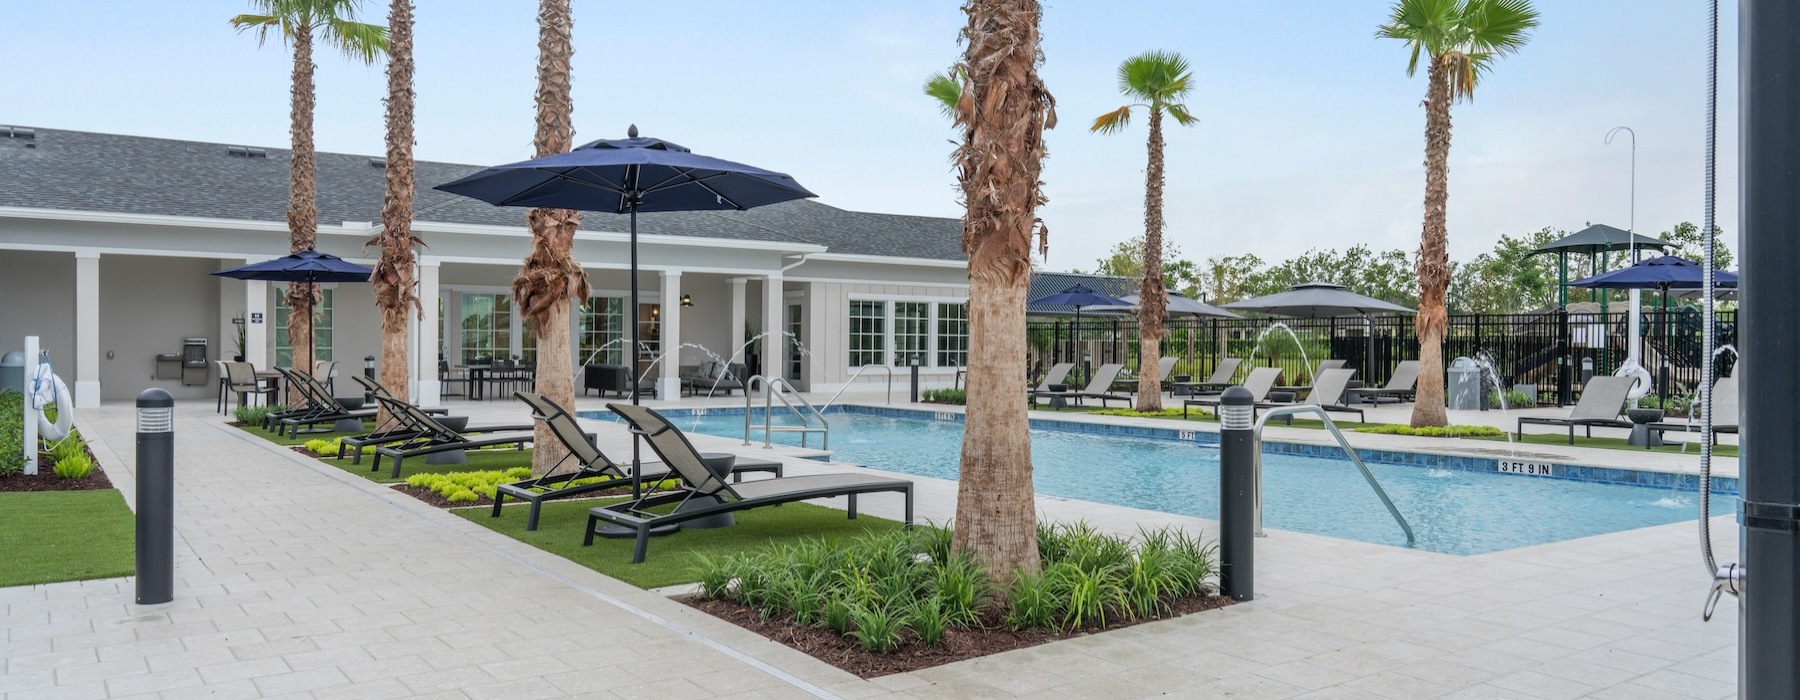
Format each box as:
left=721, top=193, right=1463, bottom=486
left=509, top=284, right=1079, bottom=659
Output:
left=284, top=24, right=319, bottom=404
left=952, top=0, right=1055, bottom=584
left=372, top=0, right=420, bottom=425
left=1411, top=58, right=1453, bottom=427
left=1135, top=109, right=1168, bottom=411
left=516, top=0, right=588, bottom=476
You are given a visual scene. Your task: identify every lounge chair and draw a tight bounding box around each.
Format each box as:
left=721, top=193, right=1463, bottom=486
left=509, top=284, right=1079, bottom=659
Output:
left=588, top=403, right=913, bottom=563
left=1649, top=376, right=1739, bottom=444
left=492, top=392, right=783, bottom=530
left=369, top=396, right=540, bottom=479
left=1030, top=363, right=1130, bottom=408
left=1184, top=367, right=1283, bottom=418
left=1357, top=360, right=1419, bottom=404
left=1173, top=358, right=1243, bottom=396
left=268, top=368, right=374, bottom=437
left=1117, top=357, right=1179, bottom=395
left=1261, top=368, right=1365, bottom=423
left=334, top=376, right=471, bottom=465
left=1516, top=376, right=1635, bottom=444
left=1028, top=363, right=1076, bottom=395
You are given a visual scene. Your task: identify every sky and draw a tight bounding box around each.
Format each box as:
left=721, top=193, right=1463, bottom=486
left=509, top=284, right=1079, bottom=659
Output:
left=1, top=1, right=1740, bottom=273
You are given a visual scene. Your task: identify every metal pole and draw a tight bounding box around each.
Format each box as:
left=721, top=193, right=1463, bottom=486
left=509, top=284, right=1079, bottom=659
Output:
left=135, top=388, right=175, bottom=605
left=1608, top=126, right=1644, bottom=365
left=628, top=193, right=642, bottom=500
left=1737, top=0, right=1799, bottom=695
left=22, top=335, right=37, bottom=475
left=1217, top=386, right=1256, bottom=602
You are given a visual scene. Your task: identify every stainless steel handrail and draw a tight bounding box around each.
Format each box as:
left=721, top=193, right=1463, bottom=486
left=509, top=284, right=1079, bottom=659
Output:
left=744, top=375, right=829, bottom=449
left=1252, top=406, right=1415, bottom=546
left=821, top=364, right=893, bottom=412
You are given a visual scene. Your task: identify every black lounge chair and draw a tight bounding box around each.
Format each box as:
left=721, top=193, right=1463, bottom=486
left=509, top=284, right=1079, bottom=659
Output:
left=1516, top=376, right=1635, bottom=444
left=268, top=368, right=376, bottom=437
left=369, top=396, right=539, bottom=479
left=1357, top=360, right=1419, bottom=404
left=493, top=392, right=783, bottom=531
left=1185, top=367, right=1283, bottom=418
left=589, top=403, right=913, bottom=563
left=1031, top=363, right=1130, bottom=408
left=1261, top=369, right=1366, bottom=423
left=334, top=376, right=479, bottom=465
left=1172, top=357, right=1243, bottom=396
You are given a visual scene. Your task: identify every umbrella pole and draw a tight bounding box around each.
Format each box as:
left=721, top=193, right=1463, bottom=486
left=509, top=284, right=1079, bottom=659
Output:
left=629, top=201, right=642, bottom=500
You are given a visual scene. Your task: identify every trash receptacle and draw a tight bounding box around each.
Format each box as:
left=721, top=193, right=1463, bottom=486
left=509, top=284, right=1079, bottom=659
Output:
left=0, top=351, right=23, bottom=394
left=1447, top=356, right=1482, bottom=410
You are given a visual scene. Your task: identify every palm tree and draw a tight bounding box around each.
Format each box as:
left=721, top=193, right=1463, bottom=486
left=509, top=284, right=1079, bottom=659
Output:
left=367, top=0, right=419, bottom=424
left=513, top=0, right=589, bottom=475
left=1091, top=51, right=1198, bottom=412
left=950, top=0, right=1056, bottom=581
left=1377, top=0, right=1538, bottom=427
left=231, top=0, right=385, bottom=402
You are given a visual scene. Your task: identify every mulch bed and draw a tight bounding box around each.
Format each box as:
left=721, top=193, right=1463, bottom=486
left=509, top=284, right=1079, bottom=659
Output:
left=0, top=454, right=115, bottom=493
left=686, top=592, right=1231, bottom=678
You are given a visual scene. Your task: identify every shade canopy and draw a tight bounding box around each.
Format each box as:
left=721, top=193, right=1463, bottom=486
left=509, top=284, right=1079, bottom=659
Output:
left=210, top=249, right=373, bottom=284
left=1568, top=254, right=1739, bottom=290
left=1223, top=281, right=1414, bottom=318
left=433, top=129, right=817, bottom=213
left=1028, top=284, right=1131, bottom=310
left=1529, top=223, right=1670, bottom=257
left=1079, top=292, right=1241, bottom=319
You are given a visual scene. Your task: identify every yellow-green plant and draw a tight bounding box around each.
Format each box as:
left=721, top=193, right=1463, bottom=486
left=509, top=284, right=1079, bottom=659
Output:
left=53, top=453, right=94, bottom=479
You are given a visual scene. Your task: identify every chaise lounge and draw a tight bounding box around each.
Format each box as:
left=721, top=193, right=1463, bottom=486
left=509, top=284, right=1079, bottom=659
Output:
left=369, top=396, right=541, bottom=479
left=1030, top=363, right=1130, bottom=408
left=1184, top=366, right=1283, bottom=418
left=1516, top=375, right=1635, bottom=444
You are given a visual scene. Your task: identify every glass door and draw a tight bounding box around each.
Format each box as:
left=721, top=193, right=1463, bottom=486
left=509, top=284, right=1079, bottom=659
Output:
left=786, top=303, right=803, bottom=381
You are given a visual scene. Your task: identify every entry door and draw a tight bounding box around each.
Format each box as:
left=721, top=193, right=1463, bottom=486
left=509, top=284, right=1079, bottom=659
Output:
left=786, top=303, right=803, bottom=382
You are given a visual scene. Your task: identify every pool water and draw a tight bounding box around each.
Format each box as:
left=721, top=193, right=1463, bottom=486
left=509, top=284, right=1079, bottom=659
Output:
left=589, top=410, right=1733, bottom=555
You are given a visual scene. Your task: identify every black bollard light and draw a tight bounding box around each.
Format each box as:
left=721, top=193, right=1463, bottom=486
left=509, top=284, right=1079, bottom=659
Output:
left=135, top=388, right=175, bottom=605
left=909, top=354, right=921, bottom=403
left=363, top=355, right=376, bottom=403
left=1217, top=385, right=1256, bottom=602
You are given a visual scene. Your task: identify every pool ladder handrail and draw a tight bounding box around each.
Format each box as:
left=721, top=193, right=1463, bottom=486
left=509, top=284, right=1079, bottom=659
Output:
left=743, top=375, right=829, bottom=450
left=1251, top=406, right=1416, bottom=546
left=820, top=364, right=893, bottom=412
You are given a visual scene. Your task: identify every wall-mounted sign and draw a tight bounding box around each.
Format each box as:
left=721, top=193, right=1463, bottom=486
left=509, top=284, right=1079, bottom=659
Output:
left=1496, top=460, right=1554, bottom=476
left=249, top=312, right=264, bottom=324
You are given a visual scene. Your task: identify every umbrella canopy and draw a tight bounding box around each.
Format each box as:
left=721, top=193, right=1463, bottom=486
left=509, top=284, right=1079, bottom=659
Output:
left=1529, top=223, right=1670, bottom=257
left=1568, top=255, right=1739, bottom=290
left=1079, top=292, right=1240, bottom=319
left=1028, top=283, right=1131, bottom=310
left=212, top=249, right=372, bottom=379
left=1223, top=281, right=1414, bottom=318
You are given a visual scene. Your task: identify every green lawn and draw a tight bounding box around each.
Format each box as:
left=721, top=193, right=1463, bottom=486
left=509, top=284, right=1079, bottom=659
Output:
left=1470, top=431, right=1739, bottom=458
left=237, top=423, right=536, bottom=482
left=456, top=499, right=908, bottom=588
left=0, top=490, right=136, bottom=587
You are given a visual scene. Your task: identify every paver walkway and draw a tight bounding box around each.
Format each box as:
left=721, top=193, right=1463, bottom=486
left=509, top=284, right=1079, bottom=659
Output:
left=0, top=398, right=1741, bottom=699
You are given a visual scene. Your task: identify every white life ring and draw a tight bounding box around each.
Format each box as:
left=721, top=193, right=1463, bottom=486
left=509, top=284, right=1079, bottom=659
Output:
left=1615, top=358, right=1654, bottom=401
left=31, top=365, right=74, bottom=442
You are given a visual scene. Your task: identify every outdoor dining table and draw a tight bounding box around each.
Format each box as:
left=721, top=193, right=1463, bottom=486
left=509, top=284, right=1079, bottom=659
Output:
left=463, top=364, right=536, bottom=400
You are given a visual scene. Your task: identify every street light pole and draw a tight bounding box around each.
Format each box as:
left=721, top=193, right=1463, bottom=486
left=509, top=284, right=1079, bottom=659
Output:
left=1605, top=126, right=1642, bottom=365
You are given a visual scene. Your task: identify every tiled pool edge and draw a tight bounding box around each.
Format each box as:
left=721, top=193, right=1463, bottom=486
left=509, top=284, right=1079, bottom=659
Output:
left=582, top=405, right=1739, bottom=496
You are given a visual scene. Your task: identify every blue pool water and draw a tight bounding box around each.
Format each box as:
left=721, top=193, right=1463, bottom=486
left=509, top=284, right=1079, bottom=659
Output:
left=590, top=410, right=1733, bottom=555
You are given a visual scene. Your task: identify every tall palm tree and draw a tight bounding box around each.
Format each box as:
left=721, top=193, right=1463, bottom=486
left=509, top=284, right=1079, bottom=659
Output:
left=367, top=0, right=419, bottom=424
left=231, top=0, right=385, bottom=402
left=513, top=0, right=589, bottom=475
left=1092, top=51, right=1198, bottom=413
left=1377, top=0, right=1538, bottom=427
left=951, top=0, right=1056, bottom=581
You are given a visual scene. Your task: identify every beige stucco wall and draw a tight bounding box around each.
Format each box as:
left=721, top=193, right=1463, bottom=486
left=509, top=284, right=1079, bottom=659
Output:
left=98, top=255, right=220, bottom=400
left=0, top=250, right=76, bottom=385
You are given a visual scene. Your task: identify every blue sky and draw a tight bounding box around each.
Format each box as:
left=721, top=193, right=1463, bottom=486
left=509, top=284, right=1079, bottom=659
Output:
left=2, top=1, right=1739, bottom=273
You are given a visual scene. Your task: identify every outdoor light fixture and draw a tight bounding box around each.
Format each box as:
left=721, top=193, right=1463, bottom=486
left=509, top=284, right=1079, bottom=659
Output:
left=1219, top=398, right=1255, bottom=431
left=136, top=391, right=174, bottom=434
left=680, top=294, right=693, bottom=308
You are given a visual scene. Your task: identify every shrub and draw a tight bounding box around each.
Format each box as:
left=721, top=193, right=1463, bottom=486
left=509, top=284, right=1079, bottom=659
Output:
left=921, top=388, right=966, bottom=404
left=53, top=453, right=94, bottom=479
left=0, top=389, right=26, bottom=477
left=847, top=603, right=906, bottom=653
left=1487, top=389, right=1535, bottom=409
left=1091, top=407, right=1199, bottom=419
left=910, top=598, right=949, bottom=647
left=1004, top=569, right=1056, bottom=631
left=1355, top=424, right=1504, bottom=438
left=47, top=431, right=87, bottom=463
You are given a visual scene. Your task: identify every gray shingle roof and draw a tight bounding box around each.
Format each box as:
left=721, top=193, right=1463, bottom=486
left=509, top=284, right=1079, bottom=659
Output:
left=0, top=126, right=967, bottom=261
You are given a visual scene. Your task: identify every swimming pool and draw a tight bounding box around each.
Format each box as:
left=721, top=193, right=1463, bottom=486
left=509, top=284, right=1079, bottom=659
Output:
left=581, top=407, right=1734, bottom=555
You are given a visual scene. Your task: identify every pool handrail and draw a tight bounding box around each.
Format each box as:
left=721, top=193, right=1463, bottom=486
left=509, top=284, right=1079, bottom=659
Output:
left=1252, top=406, right=1416, bottom=547
left=744, top=375, right=829, bottom=450
left=821, top=364, right=893, bottom=412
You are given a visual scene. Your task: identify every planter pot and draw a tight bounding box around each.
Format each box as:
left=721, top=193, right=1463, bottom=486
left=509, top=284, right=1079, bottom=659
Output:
left=1626, top=408, right=1666, bottom=424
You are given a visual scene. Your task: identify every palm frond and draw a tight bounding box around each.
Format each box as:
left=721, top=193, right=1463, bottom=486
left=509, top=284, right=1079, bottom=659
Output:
left=924, top=69, right=963, bottom=120
left=1090, top=105, right=1134, bottom=134
left=229, top=13, right=287, bottom=46
left=1165, top=103, right=1199, bottom=127
left=1117, top=50, right=1196, bottom=102
left=323, top=17, right=388, bottom=62
left=1375, top=0, right=1464, bottom=74
left=1462, top=0, right=1539, bottom=56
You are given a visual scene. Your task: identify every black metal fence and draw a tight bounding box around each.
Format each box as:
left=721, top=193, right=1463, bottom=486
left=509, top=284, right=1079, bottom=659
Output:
left=1028, top=309, right=1737, bottom=405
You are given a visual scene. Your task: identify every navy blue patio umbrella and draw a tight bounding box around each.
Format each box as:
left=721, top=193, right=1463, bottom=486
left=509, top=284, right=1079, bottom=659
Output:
left=212, top=249, right=373, bottom=377
left=1571, top=255, right=1737, bottom=401
left=1029, top=284, right=1130, bottom=379
left=433, top=126, right=817, bottom=408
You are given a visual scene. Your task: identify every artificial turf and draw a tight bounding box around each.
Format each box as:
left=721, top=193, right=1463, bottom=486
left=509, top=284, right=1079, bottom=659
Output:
left=456, top=499, right=908, bottom=589
left=1470, top=431, right=1739, bottom=458
left=0, top=490, right=136, bottom=587
left=237, top=422, right=536, bottom=482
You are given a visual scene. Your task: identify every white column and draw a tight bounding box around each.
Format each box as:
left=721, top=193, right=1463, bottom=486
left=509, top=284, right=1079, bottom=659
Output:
left=658, top=271, right=683, bottom=399
left=73, top=252, right=101, bottom=408
left=508, top=297, right=524, bottom=361
left=728, top=278, right=747, bottom=362
left=762, top=274, right=784, bottom=385
left=415, top=260, right=441, bottom=406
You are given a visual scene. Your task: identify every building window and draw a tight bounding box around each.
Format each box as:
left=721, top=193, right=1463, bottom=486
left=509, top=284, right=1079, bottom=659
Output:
left=579, top=297, right=626, bottom=365
left=460, top=293, right=511, bottom=364
left=273, top=286, right=332, bottom=368
left=937, top=302, right=968, bottom=367
left=893, top=302, right=929, bottom=366
left=848, top=300, right=886, bottom=367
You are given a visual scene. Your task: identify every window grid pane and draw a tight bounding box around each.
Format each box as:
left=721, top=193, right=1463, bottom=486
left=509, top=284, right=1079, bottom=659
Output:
left=936, top=302, right=968, bottom=367
left=578, top=297, right=625, bottom=365
left=273, top=287, right=332, bottom=367
left=848, top=300, right=885, bottom=367
left=892, top=302, right=929, bottom=366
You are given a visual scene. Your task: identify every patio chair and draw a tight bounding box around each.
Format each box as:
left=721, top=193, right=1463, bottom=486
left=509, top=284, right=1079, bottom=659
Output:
left=1027, top=363, right=1076, bottom=395
left=313, top=360, right=339, bottom=395
left=334, top=376, right=457, bottom=464
left=223, top=361, right=276, bottom=411
left=1261, top=368, right=1365, bottom=423
left=1184, top=367, right=1283, bottom=418
left=369, top=395, right=540, bottom=479
left=1030, top=363, right=1129, bottom=408
left=493, top=392, right=783, bottom=530
left=1516, top=375, right=1636, bottom=444
left=1649, top=376, right=1740, bottom=444
left=1173, top=358, right=1243, bottom=396
left=588, top=403, right=913, bottom=563
left=1357, top=360, right=1419, bottom=404
left=439, top=358, right=470, bottom=398
left=1118, top=357, right=1179, bottom=395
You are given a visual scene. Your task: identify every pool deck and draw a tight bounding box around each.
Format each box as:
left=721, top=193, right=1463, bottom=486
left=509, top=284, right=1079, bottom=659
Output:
left=0, top=395, right=1739, bottom=700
